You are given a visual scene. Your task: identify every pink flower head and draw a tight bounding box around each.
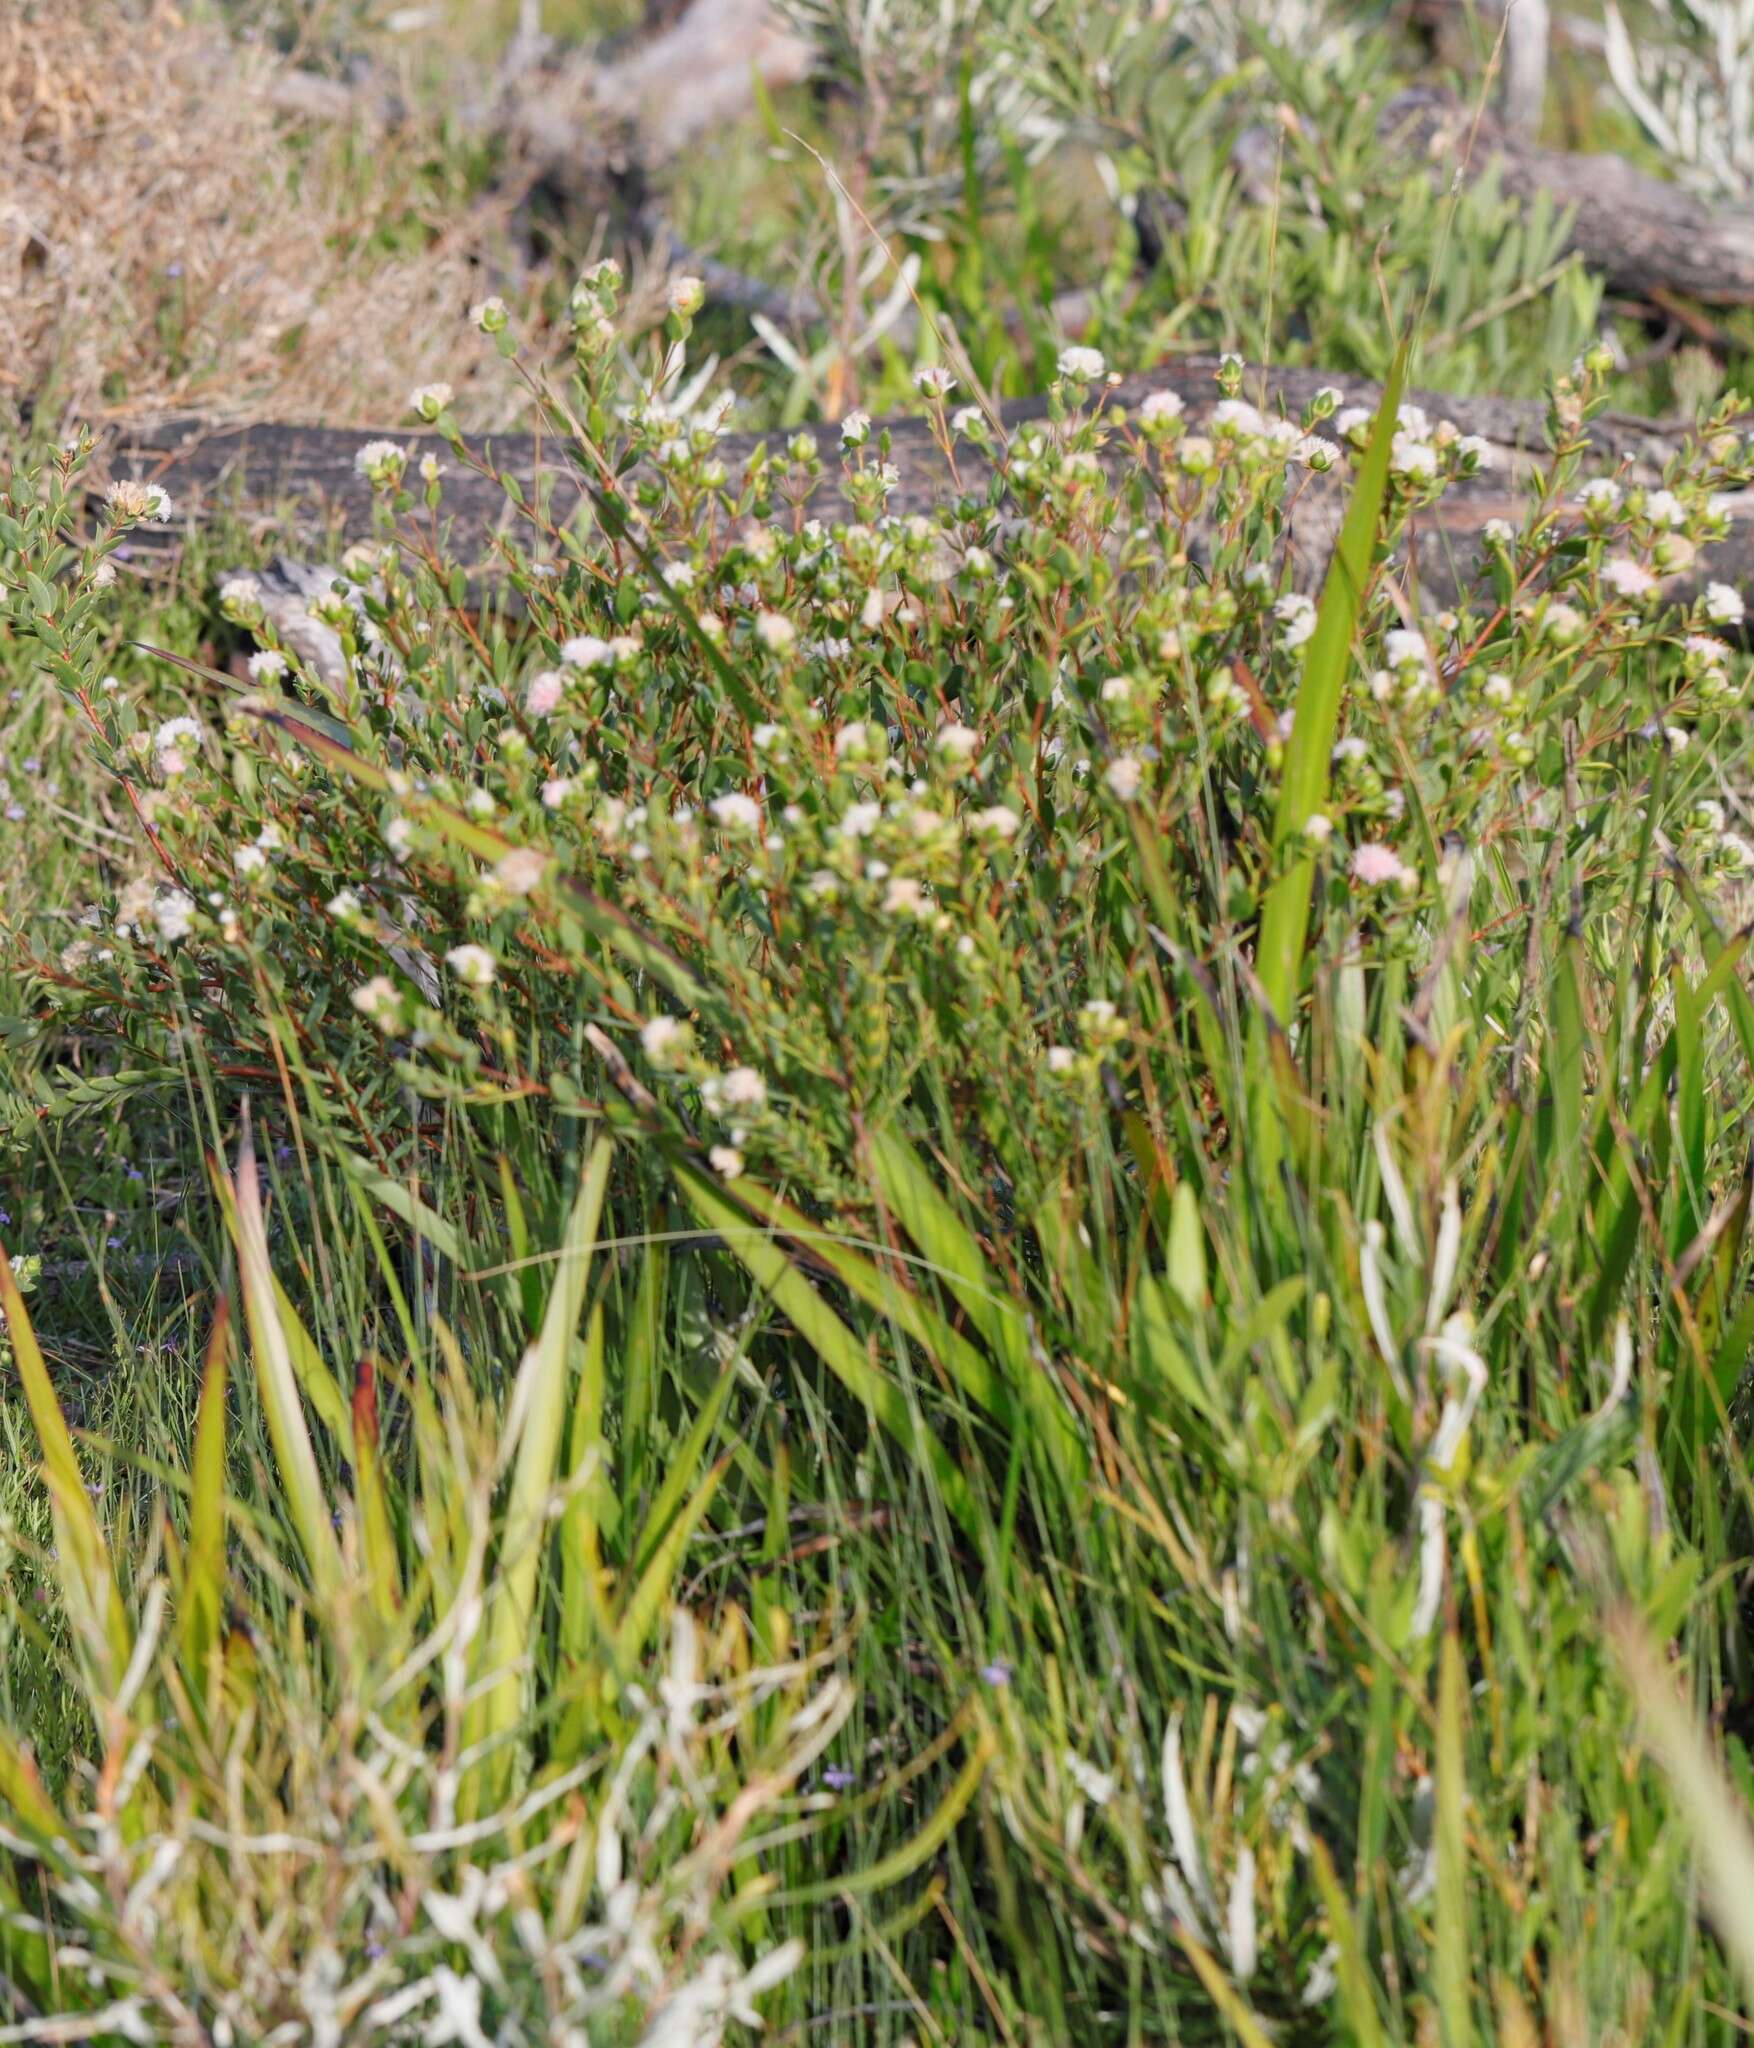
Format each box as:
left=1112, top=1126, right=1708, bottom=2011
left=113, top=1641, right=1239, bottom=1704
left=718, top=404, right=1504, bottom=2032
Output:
left=525, top=668, right=565, bottom=718
left=1351, top=843, right=1412, bottom=889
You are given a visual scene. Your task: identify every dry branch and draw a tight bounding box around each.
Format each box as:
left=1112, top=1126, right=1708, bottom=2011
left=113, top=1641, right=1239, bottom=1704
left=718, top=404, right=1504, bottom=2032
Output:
left=99, top=357, right=1754, bottom=611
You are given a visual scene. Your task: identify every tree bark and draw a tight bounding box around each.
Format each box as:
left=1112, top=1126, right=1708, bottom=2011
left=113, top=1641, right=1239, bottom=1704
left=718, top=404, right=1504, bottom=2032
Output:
left=98, top=358, right=1754, bottom=613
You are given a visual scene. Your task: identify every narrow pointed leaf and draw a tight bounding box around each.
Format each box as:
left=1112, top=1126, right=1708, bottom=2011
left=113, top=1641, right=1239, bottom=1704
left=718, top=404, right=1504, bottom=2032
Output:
left=464, top=1137, right=613, bottom=1811
left=0, top=1242, right=130, bottom=1693
left=1257, top=341, right=1409, bottom=1022
left=182, top=1295, right=231, bottom=1690
left=228, top=1127, right=346, bottom=1602
left=675, top=1162, right=979, bottom=1537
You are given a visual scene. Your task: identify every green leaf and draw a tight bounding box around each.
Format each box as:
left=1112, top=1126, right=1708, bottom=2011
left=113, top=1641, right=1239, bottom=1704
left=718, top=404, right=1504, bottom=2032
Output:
left=1435, top=1631, right=1471, bottom=2048
left=227, top=1126, right=346, bottom=1605
left=338, top=1146, right=465, bottom=1264
left=580, top=478, right=764, bottom=727
left=1310, top=1838, right=1385, bottom=2048
left=734, top=1172, right=1014, bottom=1430
left=1609, top=1609, right=1754, bottom=2004
left=0, top=1725, right=71, bottom=1856
left=1171, top=1930, right=1277, bottom=2048
left=0, top=1242, right=131, bottom=1698
left=1256, top=341, right=1409, bottom=1022
left=210, top=1164, right=350, bottom=1440
left=675, top=1163, right=979, bottom=1538
left=1547, top=923, right=1587, bottom=1189
left=558, top=1302, right=614, bottom=1697
left=632, top=1363, right=738, bottom=1582
left=615, top=1456, right=728, bottom=1668
left=1132, top=1274, right=1228, bottom=1429
left=865, top=1134, right=1084, bottom=1486
left=182, top=1295, right=231, bottom=1694
left=463, top=1136, right=614, bottom=1814
left=1166, top=1183, right=1207, bottom=1311
left=778, top=1726, right=994, bottom=1904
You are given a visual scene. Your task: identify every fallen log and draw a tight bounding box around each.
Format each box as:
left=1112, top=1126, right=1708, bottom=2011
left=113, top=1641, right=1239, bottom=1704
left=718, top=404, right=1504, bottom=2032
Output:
left=99, top=357, right=1754, bottom=615
left=1383, top=87, right=1754, bottom=308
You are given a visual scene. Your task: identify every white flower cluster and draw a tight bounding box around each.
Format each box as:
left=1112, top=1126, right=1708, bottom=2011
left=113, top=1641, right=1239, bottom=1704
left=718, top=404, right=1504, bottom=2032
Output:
left=102, top=478, right=172, bottom=523
left=354, top=439, right=409, bottom=489
left=151, top=715, right=204, bottom=780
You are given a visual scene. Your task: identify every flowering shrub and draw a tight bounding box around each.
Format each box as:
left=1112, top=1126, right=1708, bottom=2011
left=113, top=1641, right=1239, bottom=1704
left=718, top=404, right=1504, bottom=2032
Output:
left=9, top=276, right=1754, bottom=2033
left=15, top=306, right=1753, bottom=1206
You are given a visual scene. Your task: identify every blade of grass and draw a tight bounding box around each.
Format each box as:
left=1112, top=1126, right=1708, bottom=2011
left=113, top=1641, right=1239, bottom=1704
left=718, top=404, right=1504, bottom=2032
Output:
left=631, top=1364, right=739, bottom=1581
left=557, top=1300, right=616, bottom=1749
left=1310, top=1838, right=1385, bottom=2048
left=228, top=1118, right=345, bottom=1605
left=1256, top=341, right=1409, bottom=1023
left=1607, top=1606, right=1754, bottom=2001
left=1435, top=1629, right=1471, bottom=2048
left=614, top=1455, right=729, bottom=1668
left=181, top=1294, right=231, bottom=1693
left=463, top=1136, right=613, bottom=1813
left=674, top=1162, right=979, bottom=1538
left=1171, top=1929, right=1276, bottom=2048
left=209, top=1161, right=350, bottom=1439
left=351, top=1352, right=402, bottom=1625
left=0, top=1241, right=131, bottom=1694
left=776, top=1725, right=995, bottom=1905
left=732, top=1170, right=1022, bottom=1437
left=860, top=1135, right=1084, bottom=1485
left=0, top=1725, right=72, bottom=1854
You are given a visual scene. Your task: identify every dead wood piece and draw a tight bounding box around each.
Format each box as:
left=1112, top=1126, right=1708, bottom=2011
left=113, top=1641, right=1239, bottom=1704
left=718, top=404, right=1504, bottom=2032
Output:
left=99, top=357, right=1754, bottom=612
left=491, top=0, right=809, bottom=216
left=1384, top=87, right=1754, bottom=307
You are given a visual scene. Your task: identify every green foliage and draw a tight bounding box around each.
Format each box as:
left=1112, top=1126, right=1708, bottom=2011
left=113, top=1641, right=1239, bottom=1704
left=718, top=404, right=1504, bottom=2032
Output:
left=728, top=3, right=1609, bottom=417
left=10, top=35, right=1754, bottom=2037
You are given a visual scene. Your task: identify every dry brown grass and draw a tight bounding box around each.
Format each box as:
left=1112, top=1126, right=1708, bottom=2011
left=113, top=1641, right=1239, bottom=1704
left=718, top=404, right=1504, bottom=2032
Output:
left=0, top=1, right=547, bottom=432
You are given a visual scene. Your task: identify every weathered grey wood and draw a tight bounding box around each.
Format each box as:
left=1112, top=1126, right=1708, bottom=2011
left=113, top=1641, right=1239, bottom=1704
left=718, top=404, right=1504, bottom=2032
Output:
left=98, top=360, right=1671, bottom=526
left=101, top=357, right=1743, bottom=607
left=1384, top=87, right=1754, bottom=306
